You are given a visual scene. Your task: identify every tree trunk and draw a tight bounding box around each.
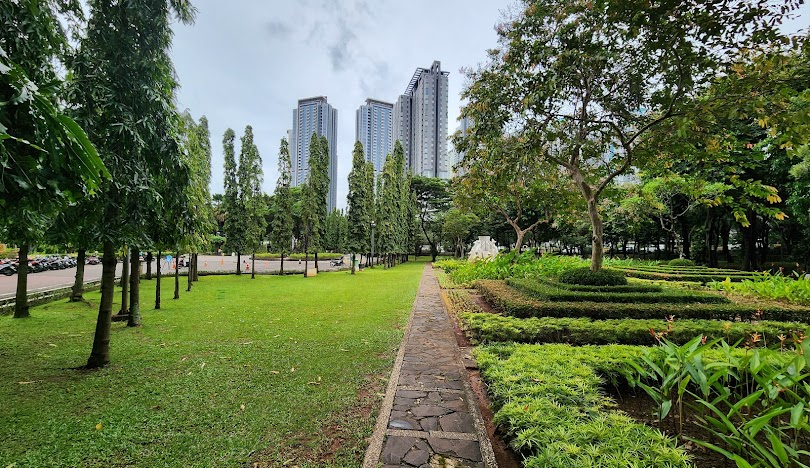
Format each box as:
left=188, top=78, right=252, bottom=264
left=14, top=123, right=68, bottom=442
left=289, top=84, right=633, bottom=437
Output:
left=70, top=248, right=86, bottom=302
left=351, top=253, right=356, bottom=275
left=193, top=253, right=199, bottom=281
left=251, top=252, right=256, bottom=279
left=187, top=253, right=193, bottom=291
left=315, top=252, right=319, bottom=272
left=14, top=244, right=30, bottom=318
left=681, top=221, right=691, bottom=259
left=742, top=212, right=759, bottom=271
left=720, top=219, right=732, bottom=263
left=585, top=198, right=604, bottom=271
left=119, top=246, right=129, bottom=315
left=236, top=252, right=241, bottom=275
left=155, top=250, right=161, bottom=309
left=514, top=229, right=527, bottom=257
left=304, top=251, right=309, bottom=277
left=128, top=246, right=141, bottom=327
left=280, top=256, right=284, bottom=274
left=86, top=240, right=116, bottom=368
left=146, top=251, right=153, bottom=280
left=174, top=250, right=180, bottom=299
left=759, top=222, right=770, bottom=266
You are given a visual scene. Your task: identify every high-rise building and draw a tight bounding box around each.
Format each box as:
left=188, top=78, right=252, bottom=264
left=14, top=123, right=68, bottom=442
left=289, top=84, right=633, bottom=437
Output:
left=290, top=96, right=338, bottom=212
left=452, top=116, right=473, bottom=177
left=355, top=98, right=393, bottom=173
left=394, top=60, right=449, bottom=178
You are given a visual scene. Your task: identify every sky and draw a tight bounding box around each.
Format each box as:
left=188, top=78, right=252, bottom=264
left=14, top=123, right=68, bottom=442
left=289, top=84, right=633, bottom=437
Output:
left=169, top=0, right=513, bottom=208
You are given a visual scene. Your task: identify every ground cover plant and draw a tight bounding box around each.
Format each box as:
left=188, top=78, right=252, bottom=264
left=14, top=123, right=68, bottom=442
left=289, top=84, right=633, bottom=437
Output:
left=475, top=280, right=810, bottom=322
left=460, top=310, right=809, bottom=347
left=475, top=343, right=692, bottom=468
left=609, top=265, right=762, bottom=283
left=443, top=252, right=589, bottom=285
left=559, top=266, right=628, bottom=286
left=624, top=337, right=810, bottom=467
left=0, top=261, right=425, bottom=467
left=708, top=273, right=810, bottom=306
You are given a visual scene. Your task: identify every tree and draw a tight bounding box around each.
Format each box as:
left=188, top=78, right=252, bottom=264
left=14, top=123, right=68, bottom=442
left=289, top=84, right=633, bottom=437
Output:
left=222, top=128, right=245, bottom=273
left=312, top=135, right=330, bottom=270
left=363, top=160, right=376, bottom=266
left=1, top=2, right=108, bottom=318
left=324, top=210, right=347, bottom=253
left=301, top=134, right=323, bottom=276
left=71, top=0, right=195, bottom=368
left=459, top=0, right=802, bottom=271
left=346, top=142, right=371, bottom=273
left=238, top=125, right=266, bottom=279
left=410, top=176, right=450, bottom=261
left=269, top=138, right=294, bottom=274
left=442, top=209, right=479, bottom=258
left=453, top=134, right=569, bottom=256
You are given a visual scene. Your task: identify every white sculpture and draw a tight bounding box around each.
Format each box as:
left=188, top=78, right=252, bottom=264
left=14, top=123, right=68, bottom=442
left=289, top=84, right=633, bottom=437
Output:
left=468, top=236, right=499, bottom=261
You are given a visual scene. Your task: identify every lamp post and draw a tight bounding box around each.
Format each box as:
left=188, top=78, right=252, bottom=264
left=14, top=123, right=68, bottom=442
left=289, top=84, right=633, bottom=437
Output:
left=370, top=221, right=376, bottom=268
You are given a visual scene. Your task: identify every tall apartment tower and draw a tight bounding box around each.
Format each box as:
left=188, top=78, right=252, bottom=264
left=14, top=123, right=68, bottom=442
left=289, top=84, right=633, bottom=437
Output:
left=290, top=96, right=338, bottom=212
left=393, top=60, right=449, bottom=178
left=355, top=98, right=394, bottom=173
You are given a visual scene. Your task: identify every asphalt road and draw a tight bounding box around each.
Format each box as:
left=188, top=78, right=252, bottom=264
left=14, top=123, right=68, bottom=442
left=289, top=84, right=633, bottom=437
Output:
left=0, top=255, right=346, bottom=300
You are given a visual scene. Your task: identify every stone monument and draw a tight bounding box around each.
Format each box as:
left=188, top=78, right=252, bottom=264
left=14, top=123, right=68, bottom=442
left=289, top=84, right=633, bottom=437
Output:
left=468, top=236, right=499, bottom=261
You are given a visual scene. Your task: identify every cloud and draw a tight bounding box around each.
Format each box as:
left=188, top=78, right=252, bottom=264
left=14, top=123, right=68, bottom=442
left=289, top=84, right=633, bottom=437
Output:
left=265, top=20, right=292, bottom=38
left=327, top=18, right=356, bottom=72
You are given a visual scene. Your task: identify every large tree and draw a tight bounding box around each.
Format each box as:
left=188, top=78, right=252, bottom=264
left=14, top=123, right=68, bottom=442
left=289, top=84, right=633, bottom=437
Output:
left=1, top=2, right=107, bottom=318
left=71, top=0, right=195, bottom=368
left=459, top=0, right=802, bottom=271
left=300, top=134, right=323, bottom=275
left=346, top=142, right=371, bottom=273
left=410, top=176, right=450, bottom=262
left=269, top=138, right=294, bottom=274
left=238, top=125, right=266, bottom=279
left=222, top=128, right=245, bottom=273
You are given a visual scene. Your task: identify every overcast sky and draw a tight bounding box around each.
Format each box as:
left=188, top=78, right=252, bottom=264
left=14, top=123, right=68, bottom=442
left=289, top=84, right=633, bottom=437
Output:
left=170, top=0, right=512, bottom=209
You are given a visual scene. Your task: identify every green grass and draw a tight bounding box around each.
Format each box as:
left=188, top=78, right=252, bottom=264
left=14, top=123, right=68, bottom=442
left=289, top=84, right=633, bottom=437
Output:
left=0, top=260, right=426, bottom=467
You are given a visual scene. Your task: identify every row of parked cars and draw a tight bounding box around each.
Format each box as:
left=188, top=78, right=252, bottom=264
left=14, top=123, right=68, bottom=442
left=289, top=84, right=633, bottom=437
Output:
left=0, top=255, right=94, bottom=276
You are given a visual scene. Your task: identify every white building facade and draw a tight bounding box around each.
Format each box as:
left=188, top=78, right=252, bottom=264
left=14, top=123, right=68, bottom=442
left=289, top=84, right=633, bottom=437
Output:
left=394, top=60, right=449, bottom=179
left=355, top=98, right=394, bottom=174
left=290, top=96, right=338, bottom=212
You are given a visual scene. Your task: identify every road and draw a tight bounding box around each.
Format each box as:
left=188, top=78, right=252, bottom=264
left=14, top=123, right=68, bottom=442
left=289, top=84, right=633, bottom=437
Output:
left=0, top=255, right=346, bottom=300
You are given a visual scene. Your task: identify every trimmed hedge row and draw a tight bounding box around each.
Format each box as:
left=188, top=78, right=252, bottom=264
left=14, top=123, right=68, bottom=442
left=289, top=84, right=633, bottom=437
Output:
left=508, top=278, right=729, bottom=304
left=616, top=265, right=744, bottom=274
left=610, top=268, right=759, bottom=283
left=538, top=278, right=663, bottom=293
left=460, top=312, right=808, bottom=346
left=558, top=266, right=627, bottom=286
left=475, top=280, right=810, bottom=322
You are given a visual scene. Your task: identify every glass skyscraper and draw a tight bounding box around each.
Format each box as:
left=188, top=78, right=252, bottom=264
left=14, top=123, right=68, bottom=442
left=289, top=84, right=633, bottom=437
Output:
left=290, top=96, right=338, bottom=212
left=355, top=98, right=394, bottom=174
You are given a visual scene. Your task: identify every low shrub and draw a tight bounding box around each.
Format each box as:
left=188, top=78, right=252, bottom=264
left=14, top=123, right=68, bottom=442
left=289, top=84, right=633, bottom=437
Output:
left=537, top=278, right=663, bottom=293
left=558, top=266, right=628, bottom=286
left=475, top=280, right=810, bottom=322
left=668, top=258, right=696, bottom=267
left=436, top=270, right=470, bottom=289
left=445, top=289, right=485, bottom=314
left=448, top=251, right=589, bottom=285
left=475, top=343, right=691, bottom=468
left=432, top=258, right=467, bottom=273
left=460, top=312, right=809, bottom=346
left=613, top=268, right=760, bottom=283
left=508, top=278, right=728, bottom=304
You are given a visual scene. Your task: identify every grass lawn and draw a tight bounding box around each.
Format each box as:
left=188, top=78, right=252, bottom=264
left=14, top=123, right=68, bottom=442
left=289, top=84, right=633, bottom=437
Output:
left=0, top=260, right=427, bottom=467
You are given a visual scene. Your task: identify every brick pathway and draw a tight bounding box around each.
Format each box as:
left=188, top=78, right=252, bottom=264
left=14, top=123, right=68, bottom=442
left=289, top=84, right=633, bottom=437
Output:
left=363, top=265, right=496, bottom=468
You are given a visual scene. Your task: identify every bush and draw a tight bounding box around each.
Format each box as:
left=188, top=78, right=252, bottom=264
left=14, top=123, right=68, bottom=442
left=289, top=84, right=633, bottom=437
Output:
left=708, top=273, right=810, bottom=306
left=668, top=258, right=696, bottom=267
left=614, top=268, right=760, bottom=283
left=508, top=278, right=729, bottom=304
left=448, top=251, right=588, bottom=285
left=474, top=343, right=691, bottom=467
left=475, top=280, right=810, bottom=322
left=537, top=278, right=663, bottom=293
left=558, top=266, right=627, bottom=286
left=460, top=311, right=809, bottom=346
left=433, top=258, right=467, bottom=273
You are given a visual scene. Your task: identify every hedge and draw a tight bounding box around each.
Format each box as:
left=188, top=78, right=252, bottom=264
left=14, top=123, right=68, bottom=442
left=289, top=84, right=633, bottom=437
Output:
left=537, top=278, right=664, bottom=293
left=253, top=252, right=345, bottom=261
left=475, top=343, right=691, bottom=467
left=460, top=312, right=808, bottom=346
left=508, top=278, right=729, bottom=304
left=475, top=280, right=810, bottom=322
left=558, top=266, right=627, bottom=286
left=609, top=268, right=760, bottom=283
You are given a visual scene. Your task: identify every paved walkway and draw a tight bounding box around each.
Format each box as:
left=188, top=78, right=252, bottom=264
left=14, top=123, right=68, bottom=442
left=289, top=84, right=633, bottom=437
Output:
left=363, top=265, right=496, bottom=468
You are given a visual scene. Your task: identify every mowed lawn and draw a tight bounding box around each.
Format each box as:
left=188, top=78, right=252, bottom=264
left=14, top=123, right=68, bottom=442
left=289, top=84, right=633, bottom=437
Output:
left=0, top=260, right=426, bottom=467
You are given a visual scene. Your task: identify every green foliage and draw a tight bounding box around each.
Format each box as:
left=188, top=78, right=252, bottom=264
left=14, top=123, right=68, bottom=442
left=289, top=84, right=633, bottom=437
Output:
left=475, top=343, right=690, bottom=467
left=442, top=208, right=479, bottom=257
left=475, top=280, right=810, bottom=322
left=238, top=125, right=266, bottom=254
left=346, top=142, right=371, bottom=255
left=433, top=258, right=468, bottom=273
left=411, top=176, right=450, bottom=259
left=323, top=210, right=348, bottom=253
left=459, top=309, right=808, bottom=347
left=0, top=260, right=426, bottom=466
left=535, top=278, right=663, bottom=293
left=559, top=267, right=628, bottom=286
left=508, top=278, right=728, bottom=304
left=222, top=128, right=242, bottom=254
left=625, top=338, right=810, bottom=467
left=668, top=259, right=696, bottom=267
left=178, top=112, right=214, bottom=252
left=269, top=138, right=293, bottom=258
left=708, top=273, right=810, bottom=306
left=448, top=252, right=588, bottom=285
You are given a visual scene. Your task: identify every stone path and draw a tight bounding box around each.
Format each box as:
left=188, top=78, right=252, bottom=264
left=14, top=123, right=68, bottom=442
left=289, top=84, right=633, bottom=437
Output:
left=363, top=265, right=496, bottom=468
